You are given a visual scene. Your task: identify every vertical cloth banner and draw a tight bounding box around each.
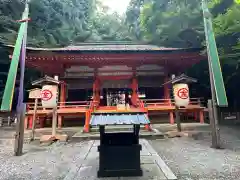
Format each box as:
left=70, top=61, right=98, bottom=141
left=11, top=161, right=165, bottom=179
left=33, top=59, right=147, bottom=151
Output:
left=202, top=0, right=228, bottom=107
left=17, top=13, right=28, bottom=113
left=0, top=3, right=29, bottom=111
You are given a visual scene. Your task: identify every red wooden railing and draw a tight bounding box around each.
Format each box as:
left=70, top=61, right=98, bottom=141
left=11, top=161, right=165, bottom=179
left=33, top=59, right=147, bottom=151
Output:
left=26, top=101, right=90, bottom=111
left=142, top=98, right=203, bottom=107
left=26, top=98, right=203, bottom=112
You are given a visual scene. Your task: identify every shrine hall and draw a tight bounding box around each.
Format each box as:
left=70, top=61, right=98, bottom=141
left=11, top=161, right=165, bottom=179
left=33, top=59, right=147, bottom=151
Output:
left=4, top=42, right=206, bottom=132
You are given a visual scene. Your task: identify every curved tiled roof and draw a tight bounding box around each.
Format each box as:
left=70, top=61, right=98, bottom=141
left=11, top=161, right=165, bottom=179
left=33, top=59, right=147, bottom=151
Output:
left=4, top=42, right=201, bottom=52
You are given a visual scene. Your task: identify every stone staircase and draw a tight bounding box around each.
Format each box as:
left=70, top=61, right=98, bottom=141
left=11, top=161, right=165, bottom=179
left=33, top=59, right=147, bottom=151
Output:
left=72, top=125, right=165, bottom=141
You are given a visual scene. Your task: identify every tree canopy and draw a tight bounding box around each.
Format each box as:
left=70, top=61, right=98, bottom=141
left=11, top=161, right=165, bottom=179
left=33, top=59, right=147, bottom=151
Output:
left=0, top=0, right=134, bottom=47
left=125, top=0, right=240, bottom=107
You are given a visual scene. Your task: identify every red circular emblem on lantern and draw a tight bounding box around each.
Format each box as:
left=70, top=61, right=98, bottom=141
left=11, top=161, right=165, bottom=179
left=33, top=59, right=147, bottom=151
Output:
left=177, top=88, right=189, bottom=99
left=41, top=89, right=53, bottom=101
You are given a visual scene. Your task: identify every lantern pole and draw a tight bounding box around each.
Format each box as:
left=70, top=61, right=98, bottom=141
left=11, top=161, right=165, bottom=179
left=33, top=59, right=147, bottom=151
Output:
left=175, top=107, right=181, bottom=132
left=31, top=98, right=38, bottom=141
left=52, top=107, right=57, bottom=137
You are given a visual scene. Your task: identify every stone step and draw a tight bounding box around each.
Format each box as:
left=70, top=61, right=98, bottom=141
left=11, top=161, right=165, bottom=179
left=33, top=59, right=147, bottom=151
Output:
left=71, top=130, right=165, bottom=142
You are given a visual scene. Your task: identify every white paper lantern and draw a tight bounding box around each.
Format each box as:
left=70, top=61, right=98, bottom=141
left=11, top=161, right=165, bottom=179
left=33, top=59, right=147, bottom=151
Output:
left=173, top=83, right=190, bottom=107
left=41, top=85, right=58, bottom=108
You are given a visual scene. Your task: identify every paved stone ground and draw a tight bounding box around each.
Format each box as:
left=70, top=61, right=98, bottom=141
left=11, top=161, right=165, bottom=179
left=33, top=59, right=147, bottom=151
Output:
left=0, top=139, right=176, bottom=180
left=150, top=125, right=240, bottom=180
left=1, top=124, right=240, bottom=180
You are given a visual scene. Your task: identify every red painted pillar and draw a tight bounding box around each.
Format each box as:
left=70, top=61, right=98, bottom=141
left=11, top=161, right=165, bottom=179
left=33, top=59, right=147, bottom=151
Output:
left=96, top=78, right=101, bottom=104
left=28, top=116, right=33, bottom=129
left=199, top=111, right=204, bottom=123
left=164, top=76, right=171, bottom=105
left=170, top=112, right=174, bottom=124
left=131, top=77, right=138, bottom=106
left=60, top=82, right=66, bottom=107
left=93, top=78, right=100, bottom=105
left=58, top=82, right=66, bottom=129
left=24, top=116, right=28, bottom=129
left=164, top=76, right=174, bottom=124
left=83, top=110, right=90, bottom=133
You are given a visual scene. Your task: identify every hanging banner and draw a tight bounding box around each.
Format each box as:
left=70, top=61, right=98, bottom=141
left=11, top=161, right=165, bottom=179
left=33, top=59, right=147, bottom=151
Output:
left=41, top=85, right=58, bottom=108
left=173, top=83, right=190, bottom=107
left=0, top=3, right=29, bottom=111
left=202, top=0, right=228, bottom=107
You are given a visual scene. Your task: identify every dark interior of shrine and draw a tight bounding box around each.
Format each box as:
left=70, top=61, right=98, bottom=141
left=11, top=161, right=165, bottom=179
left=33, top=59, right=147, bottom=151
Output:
left=67, top=87, right=165, bottom=103
left=62, top=87, right=165, bottom=127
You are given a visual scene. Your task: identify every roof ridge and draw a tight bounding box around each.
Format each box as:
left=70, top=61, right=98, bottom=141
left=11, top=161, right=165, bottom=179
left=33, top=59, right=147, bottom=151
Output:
left=71, top=41, right=152, bottom=46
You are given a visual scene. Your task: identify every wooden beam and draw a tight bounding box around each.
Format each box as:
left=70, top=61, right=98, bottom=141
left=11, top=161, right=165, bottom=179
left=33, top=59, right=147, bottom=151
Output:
left=65, top=69, right=165, bottom=73
left=98, top=75, right=133, bottom=80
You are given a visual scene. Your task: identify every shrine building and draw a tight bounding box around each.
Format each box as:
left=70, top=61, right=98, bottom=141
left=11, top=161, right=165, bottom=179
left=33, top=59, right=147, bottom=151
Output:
left=5, top=42, right=206, bottom=132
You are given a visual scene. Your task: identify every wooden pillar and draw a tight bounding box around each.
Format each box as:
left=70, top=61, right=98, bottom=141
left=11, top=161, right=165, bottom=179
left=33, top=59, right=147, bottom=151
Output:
left=39, top=117, right=44, bottom=128
left=131, top=77, right=138, bottom=106
left=28, top=116, right=33, bottom=129
left=170, top=112, right=174, bottom=124
left=83, top=110, right=90, bottom=133
left=194, top=112, right=198, bottom=121
left=163, top=76, right=171, bottom=105
left=175, top=108, right=181, bottom=132
left=60, top=82, right=66, bottom=106
left=199, top=110, right=204, bottom=123
left=31, top=98, right=38, bottom=140
left=24, top=116, right=28, bottom=129
left=96, top=79, right=100, bottom=103
left=58, top=82, right=66, bottom=129
left=52, top=107, right=57, bottom=137
left=93, top=78, right=100, bottom=105
left=58, top=116, right=62, bottom=129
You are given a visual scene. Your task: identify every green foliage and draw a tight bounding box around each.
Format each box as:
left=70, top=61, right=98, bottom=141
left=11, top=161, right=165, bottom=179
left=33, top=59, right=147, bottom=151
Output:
left=127, top=0, right=204, bottom=47
left=0, top=0, right=134, bottom=47
left=125, top=0, right=240, bottom=107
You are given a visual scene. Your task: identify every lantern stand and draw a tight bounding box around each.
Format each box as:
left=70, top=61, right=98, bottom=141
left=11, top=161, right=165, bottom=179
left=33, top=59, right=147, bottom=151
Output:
left=162, top=74, right=197, bottom=132
left=31, top=75, right=66, bottom=142
left=27, top=88, right=41, bottom=141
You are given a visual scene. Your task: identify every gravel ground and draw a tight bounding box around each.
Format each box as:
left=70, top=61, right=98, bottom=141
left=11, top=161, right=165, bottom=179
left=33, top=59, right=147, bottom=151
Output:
left=150, top=126, right=240, bottom=180
left=0, top=141, right=93, bottom=180
left=0, top=125, right=240, bottom=180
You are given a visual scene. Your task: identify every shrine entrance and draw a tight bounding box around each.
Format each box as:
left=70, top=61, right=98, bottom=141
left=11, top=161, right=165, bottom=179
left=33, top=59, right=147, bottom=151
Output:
left=101, top=88, right=131, bottom=106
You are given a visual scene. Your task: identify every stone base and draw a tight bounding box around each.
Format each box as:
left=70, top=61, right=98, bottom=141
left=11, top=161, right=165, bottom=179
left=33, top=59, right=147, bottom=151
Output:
left=165, top=130, right=210, bottom=139
left=40, top=134, right=68, bottom=143
left=98, top=169, right=143, bottom=178
left=63, top=139, right=177, bottom=180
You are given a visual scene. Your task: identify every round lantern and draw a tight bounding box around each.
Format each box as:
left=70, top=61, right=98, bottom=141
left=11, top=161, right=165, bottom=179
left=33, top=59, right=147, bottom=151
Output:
left=173, top=83, right=190, bottom=107
left=41, top=85, right=58, bottom=108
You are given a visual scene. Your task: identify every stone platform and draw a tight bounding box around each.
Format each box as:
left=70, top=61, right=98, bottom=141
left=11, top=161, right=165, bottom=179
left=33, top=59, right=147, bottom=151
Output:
left=72, top=125, right=164, bottom=141
left=64, top=139, right=177, bottom=180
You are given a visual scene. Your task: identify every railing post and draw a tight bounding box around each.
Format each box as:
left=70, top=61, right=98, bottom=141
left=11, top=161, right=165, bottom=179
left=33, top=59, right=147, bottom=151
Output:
left=175, top=108, right=181, bottom=132
left=83, top=110, right=90, bottom=133
left=30, top=98, right=38, bottom=141
left=199, top=110, right=204, bottom=123
left=58, top=115, right=62, bottom=129
left=52, top=107, right=57, bottom=137
left=28, top=115, right=33, bottom=129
